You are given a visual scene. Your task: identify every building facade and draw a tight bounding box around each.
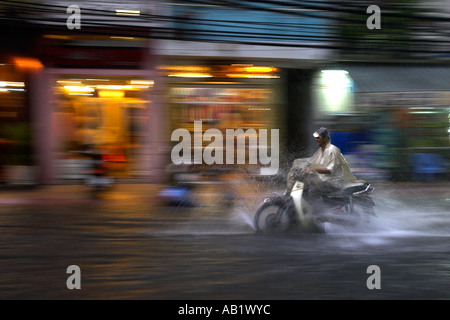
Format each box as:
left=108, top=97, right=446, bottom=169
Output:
left=1, top=0, right=342, bottom=185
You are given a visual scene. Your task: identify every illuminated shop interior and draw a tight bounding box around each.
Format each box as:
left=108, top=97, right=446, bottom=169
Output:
left=160, top=63, right=283, bottom=173
left=53, top=76, right=153, bottom=179
left=0, top=63, right=30, bottom=176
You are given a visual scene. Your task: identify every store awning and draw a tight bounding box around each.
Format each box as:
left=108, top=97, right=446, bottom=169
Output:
left=342, top=65, right=450, bottom=93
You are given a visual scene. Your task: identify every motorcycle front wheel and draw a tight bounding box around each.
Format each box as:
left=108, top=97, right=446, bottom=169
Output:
left=254, top=200, right=292, bottom=233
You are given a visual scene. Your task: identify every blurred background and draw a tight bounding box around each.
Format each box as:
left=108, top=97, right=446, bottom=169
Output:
left=0, top=0, right=449, bottom=190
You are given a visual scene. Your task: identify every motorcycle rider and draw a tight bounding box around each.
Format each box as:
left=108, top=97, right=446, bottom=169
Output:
left=286, top=127, right=358, bottom=197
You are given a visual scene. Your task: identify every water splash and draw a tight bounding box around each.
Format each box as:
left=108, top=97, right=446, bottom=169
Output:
left=229, top=209, right=256, bottom=231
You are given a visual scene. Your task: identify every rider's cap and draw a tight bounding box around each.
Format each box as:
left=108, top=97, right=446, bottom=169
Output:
left=313, top=127, right=329, bottom=139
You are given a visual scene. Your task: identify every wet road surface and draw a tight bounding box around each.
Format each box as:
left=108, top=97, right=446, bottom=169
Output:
left=0, top=182, right=449, bottom=300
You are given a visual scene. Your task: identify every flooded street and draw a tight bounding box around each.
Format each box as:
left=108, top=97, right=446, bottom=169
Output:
left=3, top=0, right=450, bottom=305
left=0, top=183, right=449, bottom=300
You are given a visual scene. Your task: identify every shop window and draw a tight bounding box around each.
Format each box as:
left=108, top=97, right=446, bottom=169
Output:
left=53, top=77, right=152, bottom=180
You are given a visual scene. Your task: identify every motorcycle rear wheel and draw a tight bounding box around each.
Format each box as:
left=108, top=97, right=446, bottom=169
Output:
left=254, top=200, right=292, bottom=233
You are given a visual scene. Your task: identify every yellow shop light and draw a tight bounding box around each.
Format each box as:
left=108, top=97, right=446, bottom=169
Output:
left=0, top=81, right=26, bottom=93
left=96, top=85, right=148, bottom=90
left=96, top=85, right=131, bottom=90
left=227, top=74, right=280, bottom=79
left=64, top=86, right=95, bottom=93
left=244, top=66, right=278, bottom=73
left=168, top=73, right=213, bottom=78
left=98, top=90, right=125, bottom=98
left=129, top=80, right=154, bottom=86
left=1, top=81, right=25, bottom=87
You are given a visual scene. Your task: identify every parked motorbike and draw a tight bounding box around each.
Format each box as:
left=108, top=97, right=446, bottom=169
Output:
left=84, top=151, right=115, bottom=199
left=254, top=178, right=376, bottom=233
left=73, top=146, right=115, bottom=199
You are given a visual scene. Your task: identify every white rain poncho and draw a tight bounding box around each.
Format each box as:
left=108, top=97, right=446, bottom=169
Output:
left=286, top=142, right=358, bottom=193
left=307, top=142, right=358, bottom=189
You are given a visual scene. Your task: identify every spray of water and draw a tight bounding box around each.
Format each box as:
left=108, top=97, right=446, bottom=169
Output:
left=228, top=176, right=450, bottom=240
left=367, top=185, right=450, bottom=236
left=158, top=147, right=450, bottom=241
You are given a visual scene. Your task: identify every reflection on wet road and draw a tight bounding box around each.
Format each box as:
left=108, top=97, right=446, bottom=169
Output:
left=0, top=184, right=449, bottom=300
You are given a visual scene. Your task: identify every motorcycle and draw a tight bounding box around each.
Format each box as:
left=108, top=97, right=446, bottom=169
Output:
left=73, top=146, right=115, bottom=199
left=84, top=153, right=115, bottom=199
left=254, top=178, right=376, bottom=233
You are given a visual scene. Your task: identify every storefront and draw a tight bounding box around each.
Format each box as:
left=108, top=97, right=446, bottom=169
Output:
left=31, top=33, right=166, bottom=184
left=160, top=62, right=285, bottom=178
left=0, top=62, right=34, bottom=184
left=51, top=74, right=154, bottom=181
left=312, top=64, right=450, bottom=181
